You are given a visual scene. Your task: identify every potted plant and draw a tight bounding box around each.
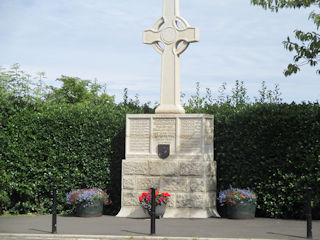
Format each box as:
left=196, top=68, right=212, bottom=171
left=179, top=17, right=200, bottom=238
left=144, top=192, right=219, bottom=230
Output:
left=66, top=188, right=111, bottom=217
left=217, top=186, right=257, bottom=219
left=139, top=190, right=170, bottom=218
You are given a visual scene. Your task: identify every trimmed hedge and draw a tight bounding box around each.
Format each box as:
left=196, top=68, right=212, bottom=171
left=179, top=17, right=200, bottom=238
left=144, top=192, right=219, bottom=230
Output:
left=1, top=91, right=319, bottom=218
left=204, top=103, right=320, bottom=219
left=0, top=95, right=126, bottom=214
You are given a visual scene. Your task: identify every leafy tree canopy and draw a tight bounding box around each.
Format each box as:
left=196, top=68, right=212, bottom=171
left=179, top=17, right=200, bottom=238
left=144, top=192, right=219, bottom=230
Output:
left=251, top=0, right=320, bottom=76
left=46, top=76, right=114, bottom=105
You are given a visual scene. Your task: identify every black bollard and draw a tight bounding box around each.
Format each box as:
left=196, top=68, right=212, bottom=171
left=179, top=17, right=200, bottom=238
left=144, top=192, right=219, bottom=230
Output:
left=150, top=188, right=156, bottom=235
left=306, top=187, right=312, bottom=239
left=52, top=187, right=57, bottom=234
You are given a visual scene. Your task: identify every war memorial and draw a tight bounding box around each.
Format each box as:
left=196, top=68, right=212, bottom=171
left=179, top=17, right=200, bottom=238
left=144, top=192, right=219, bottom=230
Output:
left=117, top=0, right=219, bottom=218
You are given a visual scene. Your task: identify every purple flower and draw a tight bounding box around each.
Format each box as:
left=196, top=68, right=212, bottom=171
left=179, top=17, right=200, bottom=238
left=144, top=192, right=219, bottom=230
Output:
left=66, top=188, right=111, bottom=207
left=217, top=186, right=257, bottom=206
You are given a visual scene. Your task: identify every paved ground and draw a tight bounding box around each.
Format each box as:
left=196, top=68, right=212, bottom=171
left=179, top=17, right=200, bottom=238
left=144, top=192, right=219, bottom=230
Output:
left=0, top=215, right=319, bottom=240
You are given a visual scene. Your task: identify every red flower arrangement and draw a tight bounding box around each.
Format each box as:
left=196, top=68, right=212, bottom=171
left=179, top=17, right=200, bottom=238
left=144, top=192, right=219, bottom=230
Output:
left=139, top=190, right=170, bottom=210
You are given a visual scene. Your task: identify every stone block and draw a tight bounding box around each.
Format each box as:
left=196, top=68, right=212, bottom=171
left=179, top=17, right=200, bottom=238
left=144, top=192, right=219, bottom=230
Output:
left=149, top=161, right=178, bottom=176
left=122, top=190, right=141, bottom=206
left=176, top=193, right=206, bottom=208
left=161, top=177, right=189, bottom=192
left=203, top=150, right=214, bottom=161
left=136, top=177, right=160, bottom=190
left=176, top=193, right=193, bottom=208
left=190, top=178, right=206, bottom=192
left=123, top=176, right=136, bottom=190
left=180, top=162, right=207, bottom=176
left=166, top=193, right=175, bottom=208
left=191, top=193, right=206, bottom=208
left=206, top=178, right=216, bottom=191
left=207, top=192, right=217, bottom=208
left=161, top=161, right=179, bottom=176
left=149, top=161, right=161, bottom=176
left=122, top=161, right=148, bottom=175
left=210, top=161, right=217, bottom=177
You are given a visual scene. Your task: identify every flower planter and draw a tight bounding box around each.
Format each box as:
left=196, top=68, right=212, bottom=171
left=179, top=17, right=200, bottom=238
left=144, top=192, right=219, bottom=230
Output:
left=139, top=190, right=170, bottom=218
left=147, top=204, right=166, bottom=218
left=66, top=188, right=111, bottom=217
left=76, top=200, right=103, bottom=217
left=218, top=186, right=257, bottom=219
left=226, top=203, right=256, bottom=219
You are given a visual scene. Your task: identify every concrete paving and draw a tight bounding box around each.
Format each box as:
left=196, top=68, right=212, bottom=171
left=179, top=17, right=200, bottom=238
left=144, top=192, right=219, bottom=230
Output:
left=0, top=215, right=319, bottom=240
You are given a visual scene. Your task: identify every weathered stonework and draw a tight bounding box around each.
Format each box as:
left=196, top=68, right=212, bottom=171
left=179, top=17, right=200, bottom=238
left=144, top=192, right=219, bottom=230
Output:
left=136, top=177, right=160, bottom=190
left=161, top=177, right=190, bottom=192
left=122, top=176, right=136, bottom=190
left=149, top=161, right=179, bottom=176
left=190, top=178, right=206, bottom=192
left=122, top=161, right=148, bottom=175
left=179, top=162, right=208, bottom=176
left=116, top=114, right=219, bottom=218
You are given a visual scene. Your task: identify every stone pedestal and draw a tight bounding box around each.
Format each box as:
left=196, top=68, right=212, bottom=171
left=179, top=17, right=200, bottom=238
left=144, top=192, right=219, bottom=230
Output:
left=116, top=114, right=219, bottom=218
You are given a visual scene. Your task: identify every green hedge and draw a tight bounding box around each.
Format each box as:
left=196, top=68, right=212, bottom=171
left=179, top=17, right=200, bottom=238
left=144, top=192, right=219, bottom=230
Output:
left=0, top=95, right=126, bottom=214
left=209, top=103, right=320, bottom=219
left=1, top=91, right=319, bottom=218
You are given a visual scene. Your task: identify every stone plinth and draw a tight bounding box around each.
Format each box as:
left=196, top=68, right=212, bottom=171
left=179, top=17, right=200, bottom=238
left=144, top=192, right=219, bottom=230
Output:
left=116, top=114, right=219, bottom=218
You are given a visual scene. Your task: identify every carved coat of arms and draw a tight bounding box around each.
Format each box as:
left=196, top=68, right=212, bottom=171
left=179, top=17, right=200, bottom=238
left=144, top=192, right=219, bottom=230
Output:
left=158, top=144, right=170, bottom=159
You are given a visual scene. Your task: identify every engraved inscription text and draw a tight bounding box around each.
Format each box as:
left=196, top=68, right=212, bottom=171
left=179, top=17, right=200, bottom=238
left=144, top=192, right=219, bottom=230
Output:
left=179, top=118, right=202, bottom=153
left=129, top=119, right=150, bottom=153
left=153, top=118, right=176, bottom=153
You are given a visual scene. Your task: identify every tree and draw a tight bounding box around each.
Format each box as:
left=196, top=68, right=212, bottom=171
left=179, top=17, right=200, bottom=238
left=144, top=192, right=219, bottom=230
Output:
left=255, top=81, right=283, bottom=103
left=231, top=80, right=250, bottom=106
left=0, top=63, right=32, bottom=97
left=46, top=76, right=114, bottom=104
left=251, top=0, right=320, bottom=76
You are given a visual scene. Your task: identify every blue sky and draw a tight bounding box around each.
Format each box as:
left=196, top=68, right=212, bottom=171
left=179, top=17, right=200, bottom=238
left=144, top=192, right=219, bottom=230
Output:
left=1, top=0, right=319, bottom=104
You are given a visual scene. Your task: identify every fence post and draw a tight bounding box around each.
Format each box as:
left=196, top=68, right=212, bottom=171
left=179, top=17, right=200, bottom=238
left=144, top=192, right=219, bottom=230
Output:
left=150, top=188, right=156, bottom=235
left=306, top=187, right=312, bottom=239
left=52, top=187, right=57, bottom=234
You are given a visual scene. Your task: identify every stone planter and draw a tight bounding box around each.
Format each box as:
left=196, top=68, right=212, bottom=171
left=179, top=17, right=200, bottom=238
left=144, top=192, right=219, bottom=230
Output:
left=226, top=203, right=256, bottom=219
left=146, top=204, right=167, bottom=218
left=76, top=200, right=104, bottom=217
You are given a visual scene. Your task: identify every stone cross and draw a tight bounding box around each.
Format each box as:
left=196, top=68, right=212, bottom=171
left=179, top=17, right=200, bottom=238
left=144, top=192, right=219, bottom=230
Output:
left=143, top=0, right=199, bottom=114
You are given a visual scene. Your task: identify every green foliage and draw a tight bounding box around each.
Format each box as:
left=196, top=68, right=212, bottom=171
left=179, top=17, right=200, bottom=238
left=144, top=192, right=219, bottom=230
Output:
left=46, top=76, right=114, bottom=104
left=0, top=169, right=11, bottom=214
left=0, top=100, right=122, bottom=214
left=213, top=103, right=320, bottom=218
left=250, top=0, right=317, bottom=11
left=255, top=81, right=282, bottom=103
left=0, top=65, right=153, bottom=215
left=251, top=0, right=320, bottom=76
left=283, top=30, right=320, bottom=76
left=184, top=81, right=282, bottom=112
left=0, top=63, right=32, bottom=98
left=1, top=65, right=319, bottom=219
left=231, top=80, right=250, bottom=106
left=185, top=82, right=319, bottom=219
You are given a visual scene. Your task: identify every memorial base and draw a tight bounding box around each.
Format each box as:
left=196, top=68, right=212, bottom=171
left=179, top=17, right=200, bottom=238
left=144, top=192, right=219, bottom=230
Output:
left=117, top=206, right=219, bottom=218
left=116, top=114, right=220, bottom=218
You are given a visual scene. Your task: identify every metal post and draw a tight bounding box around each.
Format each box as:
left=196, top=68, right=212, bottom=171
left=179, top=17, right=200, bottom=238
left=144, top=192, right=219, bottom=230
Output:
left=150, top=188, right=156, bottom=235
left=52, top=187, right=57, bottom=234
left=306, top=187, right=312, bottom=239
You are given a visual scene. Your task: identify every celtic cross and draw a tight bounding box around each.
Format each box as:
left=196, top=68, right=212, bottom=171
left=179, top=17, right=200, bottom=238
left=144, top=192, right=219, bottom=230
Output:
left=143, top=0, right=199, bottom=114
